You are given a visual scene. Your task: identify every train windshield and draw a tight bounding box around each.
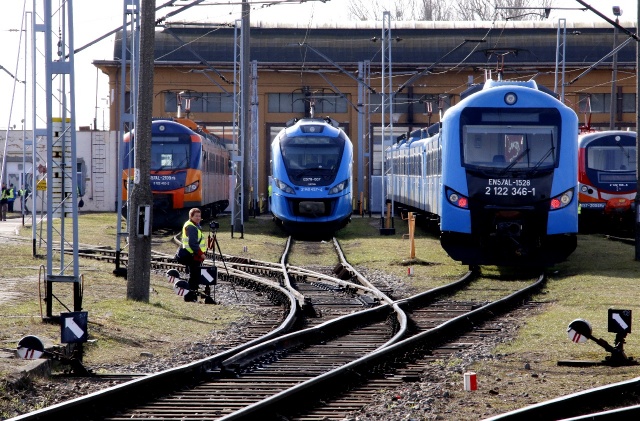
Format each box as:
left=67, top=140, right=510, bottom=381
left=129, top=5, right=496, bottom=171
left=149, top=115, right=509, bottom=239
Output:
left=280, top=135, right=345, bottom=184
left=587, top=145, right=636, bottom=172
left=150, top=136, right=191, bottom=171
left=462, top=125, right=558, bottom=172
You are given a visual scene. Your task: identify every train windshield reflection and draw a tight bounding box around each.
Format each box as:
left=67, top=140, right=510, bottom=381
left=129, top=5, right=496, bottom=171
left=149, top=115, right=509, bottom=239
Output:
left=587, top=145, right=636, bottom=171
left=462, top=125, right=558, bottom=171
left=151, top=140, right=191, bottom=171
left=280, top=136, right=344, bottom=175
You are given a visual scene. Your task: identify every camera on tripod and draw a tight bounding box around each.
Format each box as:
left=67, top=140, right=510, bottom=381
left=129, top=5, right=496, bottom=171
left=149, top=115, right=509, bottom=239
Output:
left=209, top=221, right=219, bottom=230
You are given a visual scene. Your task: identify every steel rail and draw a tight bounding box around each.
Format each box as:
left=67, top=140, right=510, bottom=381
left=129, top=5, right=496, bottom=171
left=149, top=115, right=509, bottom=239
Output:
left=484, top=376, right=640, bottom=420
left=8, top=269, right=298, bottom=421
left=216, top=272, right=544, bottom=420
left=331, top=236, right=409, bottom=349
left=279, top=236, right=307, bottom=309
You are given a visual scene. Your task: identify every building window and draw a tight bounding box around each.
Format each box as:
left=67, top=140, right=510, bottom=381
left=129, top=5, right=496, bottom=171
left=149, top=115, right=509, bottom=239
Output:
left=578, top=93, right=636, bottom=113
left=165, top=92, right=236, bottom=114
left=369, top=93, right=451, bottom=114
left=267, top=93, right=348, bottom=114
left=621, top=93, right=636, bottom=113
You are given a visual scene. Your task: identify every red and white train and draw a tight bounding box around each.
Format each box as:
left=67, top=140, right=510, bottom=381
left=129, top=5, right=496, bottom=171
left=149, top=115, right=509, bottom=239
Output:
left=578, top=130, right=636, bottom=231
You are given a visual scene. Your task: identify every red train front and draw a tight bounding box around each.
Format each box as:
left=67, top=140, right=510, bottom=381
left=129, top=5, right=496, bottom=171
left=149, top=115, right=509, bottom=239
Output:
left=578, top=130, right=636, bottom=232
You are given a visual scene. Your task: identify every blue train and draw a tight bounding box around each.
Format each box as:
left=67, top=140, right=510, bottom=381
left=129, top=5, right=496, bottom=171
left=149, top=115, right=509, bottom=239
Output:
left=270, top=117, right=353, bottom=234
left=386, top=80, right=579, bottom=267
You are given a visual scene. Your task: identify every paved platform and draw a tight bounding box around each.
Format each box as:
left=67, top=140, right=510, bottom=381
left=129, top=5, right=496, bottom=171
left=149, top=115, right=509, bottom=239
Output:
left=0, top=215, right=25, bottom=236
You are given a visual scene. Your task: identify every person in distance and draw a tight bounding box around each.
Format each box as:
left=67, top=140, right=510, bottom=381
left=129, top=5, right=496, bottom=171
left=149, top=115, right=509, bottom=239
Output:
left=0, top=184, right=9, bottom=221
left=7, top=184, right=16, bottom=213
left=180, top=208, right=207, bottom=302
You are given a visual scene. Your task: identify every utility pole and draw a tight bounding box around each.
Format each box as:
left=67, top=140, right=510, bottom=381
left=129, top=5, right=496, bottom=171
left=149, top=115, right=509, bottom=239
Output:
left=126, top=0, right=154, bottom=301
left=609, top=7, right=621, bottom=129
left=241, top=0, right=251, bottom=225
left=636, top=1, right=640, bottom=260
left=232, top=0, right=250, bottom=234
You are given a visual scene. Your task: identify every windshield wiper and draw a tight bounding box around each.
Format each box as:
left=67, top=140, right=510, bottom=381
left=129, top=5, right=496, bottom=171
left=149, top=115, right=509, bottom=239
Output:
left=499, top=147, right=530, bottom=176
left=530, top=146, right=556, bottom=174
left=170, top=158, right=188, bottom=173
left=617, top=142, right=631, bottom=159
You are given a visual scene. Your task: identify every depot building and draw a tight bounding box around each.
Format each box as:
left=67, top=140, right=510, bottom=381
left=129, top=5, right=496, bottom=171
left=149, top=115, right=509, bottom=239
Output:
left=95, top=20, right=638, bottom=211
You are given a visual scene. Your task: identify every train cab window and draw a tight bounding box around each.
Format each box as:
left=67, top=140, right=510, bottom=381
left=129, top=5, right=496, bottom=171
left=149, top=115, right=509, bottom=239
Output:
left=587, top=146, right=637, bottom=171
left=280, top=134, right=345, bottom=185
left=462, top=125, right=557, bottom=171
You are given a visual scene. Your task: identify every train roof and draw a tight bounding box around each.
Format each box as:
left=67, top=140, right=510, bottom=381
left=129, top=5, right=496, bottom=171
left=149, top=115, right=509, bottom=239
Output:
left=279, top=116, right=345, bottom=139
left=285, top=116, right=340, bottom=128
left=108, top=21, right=637, bottom=70
left=461, top=79, right=558, bottom=100
left=578, top=130, right=637, bottom=147
left=148, top=118, right=227, bottom=148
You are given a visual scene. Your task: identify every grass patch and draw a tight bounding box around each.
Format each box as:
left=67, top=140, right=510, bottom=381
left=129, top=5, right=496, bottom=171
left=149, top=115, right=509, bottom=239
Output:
left=2, top=211, right=640, bottom=417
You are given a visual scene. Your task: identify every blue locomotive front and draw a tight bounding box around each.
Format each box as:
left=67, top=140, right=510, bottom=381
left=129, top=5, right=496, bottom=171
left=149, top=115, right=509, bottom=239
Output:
left=439, top=80, right=579, bottom=266
left=270, top=117, right=353, bottom=234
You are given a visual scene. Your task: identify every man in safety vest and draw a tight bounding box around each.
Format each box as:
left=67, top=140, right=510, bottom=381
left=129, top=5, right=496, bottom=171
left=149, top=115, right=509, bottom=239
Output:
left=19, top=185, right=30, bottom=213
left=7, top=184, right=16, bottom=212
left=180, top=208, right=206, bottom=302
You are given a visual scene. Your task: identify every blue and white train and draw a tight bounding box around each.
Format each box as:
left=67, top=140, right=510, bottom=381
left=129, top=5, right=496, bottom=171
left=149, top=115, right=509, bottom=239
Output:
left=386, top=80, right=579, bottom=267
left=270, top=117, right=353, bottom=235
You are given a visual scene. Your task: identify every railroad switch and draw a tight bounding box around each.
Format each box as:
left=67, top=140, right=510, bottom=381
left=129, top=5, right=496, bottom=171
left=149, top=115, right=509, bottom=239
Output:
left=559, top=310, right=638, bottom=367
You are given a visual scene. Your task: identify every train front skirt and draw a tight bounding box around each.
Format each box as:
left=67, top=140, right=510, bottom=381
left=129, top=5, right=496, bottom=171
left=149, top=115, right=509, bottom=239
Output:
left=271, top=193, right=352, bottom=235
left=440, top=231, right=577, bottom=267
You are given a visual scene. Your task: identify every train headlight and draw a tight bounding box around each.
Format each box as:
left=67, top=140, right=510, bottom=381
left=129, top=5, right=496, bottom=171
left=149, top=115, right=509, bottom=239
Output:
left=184, top=180, right=199, bottom=194
left=579, top=183, right=597, bottom=199
left=446, top=187, right=468, bottom=209
left=275, top=178, right=296, bottom=195
left=504, top=92, right=518, bottom=105
left=329, top=179, right=349, bottom=195
left=550, top=188, right=574, bottom=210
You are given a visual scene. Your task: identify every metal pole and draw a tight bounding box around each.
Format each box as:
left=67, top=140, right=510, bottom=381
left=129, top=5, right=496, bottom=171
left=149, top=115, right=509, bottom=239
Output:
left=380, top=13, right=386, bottom=220
left=22, top=11, right=29, bottom=224
left=30, top=1, right=39, bottom=256
left=357, top=61, right=365, bottom=204
left=241, top=0, right=250, bottom=229
left=251, top=60, right=259, bottom=216
left=610, top=16, right=619, bottom=130
left=554, top=18, right=566, bottom=99
left=116, top=0, right=139, bottom=271
left=231, top=19, right=242, bottom=235
left=635, top=4, right=640, bottom=260
left=387, top=15, right=394, bottom=218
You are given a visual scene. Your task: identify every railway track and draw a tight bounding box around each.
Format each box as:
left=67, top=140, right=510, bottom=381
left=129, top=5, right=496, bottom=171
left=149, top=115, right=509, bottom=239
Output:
left=10, top=237, right=393, bottom=420
left=484, top=376, right=640, bottom=420
left=216, top=271, right=546, bottom=420
left=13, top=235, right=551, bottom=420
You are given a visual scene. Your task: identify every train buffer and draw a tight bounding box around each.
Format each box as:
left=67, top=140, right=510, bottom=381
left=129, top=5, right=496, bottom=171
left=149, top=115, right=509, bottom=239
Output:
left=559, top=309, right=638, bottom=367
